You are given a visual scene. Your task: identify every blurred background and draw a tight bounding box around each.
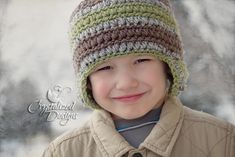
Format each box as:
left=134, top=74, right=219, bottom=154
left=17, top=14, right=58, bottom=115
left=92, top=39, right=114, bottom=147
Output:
left=0, top=0, right=234, bottom=156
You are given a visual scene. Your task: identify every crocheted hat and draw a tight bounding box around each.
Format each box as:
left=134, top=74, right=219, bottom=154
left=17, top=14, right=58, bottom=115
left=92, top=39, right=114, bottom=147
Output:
left=69, top=0, right=189, bottom=109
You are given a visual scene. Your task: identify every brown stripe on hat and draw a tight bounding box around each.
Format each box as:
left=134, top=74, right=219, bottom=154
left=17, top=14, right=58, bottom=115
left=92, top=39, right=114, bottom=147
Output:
left=74, top=25, right=183, bottom=61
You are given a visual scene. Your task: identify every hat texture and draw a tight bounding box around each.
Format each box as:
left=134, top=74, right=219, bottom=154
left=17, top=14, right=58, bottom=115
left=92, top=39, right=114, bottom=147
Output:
left=69, top=0, right=189, bottom=109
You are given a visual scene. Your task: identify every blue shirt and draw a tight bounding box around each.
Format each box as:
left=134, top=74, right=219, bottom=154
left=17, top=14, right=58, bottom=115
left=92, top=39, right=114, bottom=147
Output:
left=113, top=106, right=162, bottom=148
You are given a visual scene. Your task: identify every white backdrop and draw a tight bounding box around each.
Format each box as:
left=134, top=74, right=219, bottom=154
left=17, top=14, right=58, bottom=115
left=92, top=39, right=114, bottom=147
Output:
left=0, top=0, right=234, bottom=156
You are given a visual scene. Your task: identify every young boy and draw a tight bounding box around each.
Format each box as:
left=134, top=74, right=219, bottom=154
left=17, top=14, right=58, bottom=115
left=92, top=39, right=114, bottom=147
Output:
left=43, top=0, right=235, bottom=156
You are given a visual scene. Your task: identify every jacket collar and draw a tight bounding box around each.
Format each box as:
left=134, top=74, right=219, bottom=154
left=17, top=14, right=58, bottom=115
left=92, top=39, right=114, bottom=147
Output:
left=140, top=96, right=184, bottom=156
left=90, top=108, right=134, bottom=157
left=90, top=96, right=184, bottom=157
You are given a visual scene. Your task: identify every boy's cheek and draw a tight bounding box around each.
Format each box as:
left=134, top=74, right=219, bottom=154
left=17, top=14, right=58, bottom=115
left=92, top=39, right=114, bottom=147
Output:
left=91, top=80, right=111, bottom=98
left=139, top=68, right=166, bottom=84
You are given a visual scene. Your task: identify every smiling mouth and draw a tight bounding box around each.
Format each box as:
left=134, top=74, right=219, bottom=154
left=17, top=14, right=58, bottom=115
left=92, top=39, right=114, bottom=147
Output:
left=112, top=92, right=146, bottom=103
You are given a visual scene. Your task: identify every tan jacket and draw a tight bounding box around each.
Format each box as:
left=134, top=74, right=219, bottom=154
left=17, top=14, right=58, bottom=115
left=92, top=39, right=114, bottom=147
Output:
left=43, top=96, right=235, bottom=157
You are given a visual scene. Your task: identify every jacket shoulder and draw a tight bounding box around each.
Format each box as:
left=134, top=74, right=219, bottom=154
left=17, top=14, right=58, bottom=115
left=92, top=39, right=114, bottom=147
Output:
left=182, top=106, right=235, bottom=144
left=43, top=120, right=94, bottom=157
left=183, top=106, right=234, bottom=131
left=179, top=106, right=235, bottom=156
left=53, top=122, right=91, bottom=145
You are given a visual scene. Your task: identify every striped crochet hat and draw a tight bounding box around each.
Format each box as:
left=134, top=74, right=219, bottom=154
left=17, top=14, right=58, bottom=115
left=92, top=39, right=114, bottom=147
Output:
left=69, top=0, right=189, bottom=109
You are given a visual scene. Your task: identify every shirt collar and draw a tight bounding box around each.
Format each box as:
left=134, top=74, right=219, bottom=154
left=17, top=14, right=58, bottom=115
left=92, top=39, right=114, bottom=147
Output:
left=114, top=105, right=162, bottom=132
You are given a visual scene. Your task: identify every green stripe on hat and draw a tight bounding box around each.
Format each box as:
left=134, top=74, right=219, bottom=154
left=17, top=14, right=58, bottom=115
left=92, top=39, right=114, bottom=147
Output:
left=70, top=3, right=177, bottom=39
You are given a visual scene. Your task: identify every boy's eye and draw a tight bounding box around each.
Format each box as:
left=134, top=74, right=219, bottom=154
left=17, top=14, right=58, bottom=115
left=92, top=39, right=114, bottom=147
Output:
left=96, top=66, right=112, bottom=71
left=135, top=58, right=151, bottom=64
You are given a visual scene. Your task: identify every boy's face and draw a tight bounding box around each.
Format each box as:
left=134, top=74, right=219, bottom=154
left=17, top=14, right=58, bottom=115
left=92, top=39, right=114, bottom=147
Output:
left=89, top=55, right=168, bottom=120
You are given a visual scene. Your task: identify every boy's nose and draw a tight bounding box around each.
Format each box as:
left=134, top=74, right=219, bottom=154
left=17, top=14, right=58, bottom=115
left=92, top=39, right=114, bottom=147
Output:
left=115, top=71, right=139, bottom=90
